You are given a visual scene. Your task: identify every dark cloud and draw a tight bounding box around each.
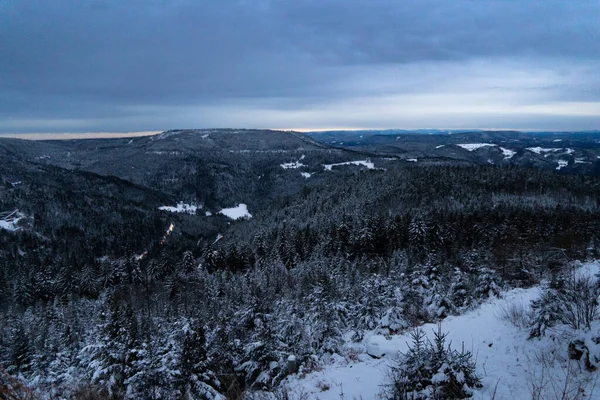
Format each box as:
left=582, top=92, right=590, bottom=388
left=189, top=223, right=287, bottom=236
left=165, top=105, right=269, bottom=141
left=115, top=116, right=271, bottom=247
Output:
left=0, top=0, right=598, bottom=132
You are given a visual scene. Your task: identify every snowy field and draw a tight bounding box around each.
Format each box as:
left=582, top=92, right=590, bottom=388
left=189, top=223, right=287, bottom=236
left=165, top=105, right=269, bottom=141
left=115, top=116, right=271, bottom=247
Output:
left=500, top=147, right=516, bottom=159
left=284, top=261, right=600, bottom=400
left=281, top=155, right=306, bottom=169
left=0, top=210, right=27, bottom=231
left=457, top=143, right=496, bottom=151
left=219, top=203, right=252, bottom=220
left=323, top=160, right=375, bottom=171
left=158, top=202, right=200, bottom=214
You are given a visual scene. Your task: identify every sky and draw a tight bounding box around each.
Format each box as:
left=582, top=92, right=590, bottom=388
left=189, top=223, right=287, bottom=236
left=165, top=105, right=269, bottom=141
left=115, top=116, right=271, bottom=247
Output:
left=1, top=0, right=599, bottom=134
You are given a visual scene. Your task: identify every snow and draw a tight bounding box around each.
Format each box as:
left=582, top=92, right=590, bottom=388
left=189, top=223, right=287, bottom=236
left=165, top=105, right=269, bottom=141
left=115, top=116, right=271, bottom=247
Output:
left=526, top=147, right=562, bottom=154
left=281, top=155, right=306, bottom=169
left=201, top=134, right=209, bottom=139
left=158, top=202, right=200, bottom=215
left=300, top=172, right=312, bottom=179
left=323, top=160, right=375, bottom=171
left=0, top=220, right=19, bottom=231
left=456, top=143, right=496, bottom=151
left=0, top=210, right=26, bottom=232
left=553, top=139, right=563, bottom=142
left=500, top=147, right=516, bottom=159
left=285, top=261, right=600, bottom=400
left=435, top=145, right=445, bottom=149
left=556, top=160, right=569, bottom=170
left=218, top=204, right=252, bottom=220
left=406, top=158, right=418, bottom=162
left=205, top=211, right=212, bottom=216
left=575, top=158, right=591, bottom=164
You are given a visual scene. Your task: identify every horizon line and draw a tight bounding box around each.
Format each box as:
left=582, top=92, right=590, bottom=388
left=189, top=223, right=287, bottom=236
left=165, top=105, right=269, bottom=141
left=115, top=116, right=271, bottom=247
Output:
left=0, top=127, right=598, bottom=140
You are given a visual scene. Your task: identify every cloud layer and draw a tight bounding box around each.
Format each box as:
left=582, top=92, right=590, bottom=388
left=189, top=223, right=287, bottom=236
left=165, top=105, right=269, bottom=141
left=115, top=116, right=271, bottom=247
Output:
left=1, top=0, right=599, bottom=132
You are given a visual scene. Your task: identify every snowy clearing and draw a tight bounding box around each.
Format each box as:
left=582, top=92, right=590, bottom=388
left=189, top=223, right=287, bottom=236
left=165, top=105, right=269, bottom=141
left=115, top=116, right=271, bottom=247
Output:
left=158, top=202, right=200, bottom=214
left=219, top=204, right=252, bottom=220
left=575, top=158, right=591, bottom=164
left=285, top=261, right=600, bottom=400
left=281, top=155, right=306, bottom=169
left=406, top=158, right=418, bottom=162
left=0, top=210, right=27, bottom=232
left=526, top=147, right=562, bottom=154
left=435, top=145, right=445, bottom=149
left=456, top=143, right=496, bottom=151
left=323, top=160, right=375, bottom=171
left=500, top=147, right=516, bottom=159
left=556, top=160, right=569, bottom=170
left=301, top=172, right=312, bottom=179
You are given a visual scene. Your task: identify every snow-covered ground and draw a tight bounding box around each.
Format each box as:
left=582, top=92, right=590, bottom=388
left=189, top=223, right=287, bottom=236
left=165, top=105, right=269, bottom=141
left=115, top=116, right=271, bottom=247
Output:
left=323, top=160, right=375, bottom=171
left=0, top=210, right=27, bottom=231
left=285, top=261, right=600, bottom=400
left=219, top=204, right=252, bottom=220
left=301, top=172, right=312, bottom=179
left=158, top=202, right=200, bottom=214
left=457, top=143, right=496, bottom=151
left=556, top=160, right=569, bottom=170
left=526, top=147, right=562, bottom=154
left=281, top=155, right=306, bottom=169
left=500, top=147, right=516, bottom=159
left=406, top=158, right=418, bottom=163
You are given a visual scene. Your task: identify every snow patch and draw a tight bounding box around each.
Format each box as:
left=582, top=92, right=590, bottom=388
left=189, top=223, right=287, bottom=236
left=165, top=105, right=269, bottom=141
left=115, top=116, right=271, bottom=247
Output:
left=219, top=204, right=252, bottom=220
left=435, top=145, right=445, bottom=149
left=0, top=210, right=28, bottom=232
left=323, top=160, right=374, bottom=171
left=556, top=160, right=568, bottom=170
left=300, top=172, right=312, bottom=179
left=406, top=158, right=418, bottom=162
left=281, top=155, right=306, bottom=169
left=500, top=147, right=516, bottom=159
left=526, top=147, right=562, bottom=154
left=158, top=202, right=200, bottom=214
left=456, top=143, right=496, bottom=151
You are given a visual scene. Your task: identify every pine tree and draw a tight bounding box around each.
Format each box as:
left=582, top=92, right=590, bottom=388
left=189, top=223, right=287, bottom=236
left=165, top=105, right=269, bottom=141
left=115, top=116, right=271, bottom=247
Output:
left=9, top=325, right=31, bottom=374
left=389, top=325, right=481, bottom=399
left=178, top=321, right=221, bottom=399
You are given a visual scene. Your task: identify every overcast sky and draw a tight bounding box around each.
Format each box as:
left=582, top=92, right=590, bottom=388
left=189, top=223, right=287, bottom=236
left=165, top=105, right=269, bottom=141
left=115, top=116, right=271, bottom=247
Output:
left=1, top=0, right=599, bottom=133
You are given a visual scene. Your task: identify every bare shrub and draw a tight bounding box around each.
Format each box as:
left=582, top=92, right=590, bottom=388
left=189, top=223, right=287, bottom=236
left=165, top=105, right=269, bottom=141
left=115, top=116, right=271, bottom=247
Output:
left=561, top=275, right=600, bottom=331
left=525, top=350, right=600, bottom=400
left=495, top=300, right=534, bottom=329
left=0, top=368, right=37, bottom=400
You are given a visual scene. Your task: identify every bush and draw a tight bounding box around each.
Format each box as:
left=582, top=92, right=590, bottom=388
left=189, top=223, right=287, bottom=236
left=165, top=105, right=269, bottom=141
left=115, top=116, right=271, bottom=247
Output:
left=530, top=274, right=600, bottom=338
left=387, top=325, right=481, bottom=399
left=495, top=300, right=534, bottom=329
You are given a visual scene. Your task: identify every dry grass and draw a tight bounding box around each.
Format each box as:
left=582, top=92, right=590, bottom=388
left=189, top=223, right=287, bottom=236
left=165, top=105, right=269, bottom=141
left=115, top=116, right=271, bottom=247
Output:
left=495, top=300, right=534, bottom=329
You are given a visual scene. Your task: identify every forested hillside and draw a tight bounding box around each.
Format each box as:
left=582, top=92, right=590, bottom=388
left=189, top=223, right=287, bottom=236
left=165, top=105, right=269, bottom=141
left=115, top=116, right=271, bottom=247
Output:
left=1, top=130, right=599, bottom=399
